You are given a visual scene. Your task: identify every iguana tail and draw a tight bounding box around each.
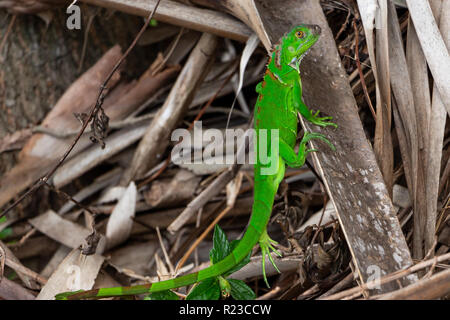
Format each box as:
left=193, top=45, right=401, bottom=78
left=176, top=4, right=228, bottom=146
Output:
left=56, top=173, right=281, bottom=300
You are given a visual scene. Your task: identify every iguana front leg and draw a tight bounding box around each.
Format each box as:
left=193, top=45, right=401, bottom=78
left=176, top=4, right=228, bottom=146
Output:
left=292, top=80, right=337, bottom=128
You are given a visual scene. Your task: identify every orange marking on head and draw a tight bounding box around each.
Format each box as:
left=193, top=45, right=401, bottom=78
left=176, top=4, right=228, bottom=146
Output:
left=261, top=81, right=267, bottom=88
left=258, top=94, right=264, bottom=101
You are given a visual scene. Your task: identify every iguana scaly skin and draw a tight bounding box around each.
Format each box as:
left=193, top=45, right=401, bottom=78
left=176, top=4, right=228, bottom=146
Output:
left=55, top=24, right=336, bottom=300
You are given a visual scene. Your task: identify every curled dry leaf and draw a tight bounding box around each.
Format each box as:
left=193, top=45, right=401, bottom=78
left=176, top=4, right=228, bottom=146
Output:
left=105, top=182, right=137, bottom=250
left=36, top=248, right=104, bottom=300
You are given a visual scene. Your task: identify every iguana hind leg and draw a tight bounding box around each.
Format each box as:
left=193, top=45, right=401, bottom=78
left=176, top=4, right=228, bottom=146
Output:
left=259, top=229, right=282, bottom=287
left=280, top=131, right=335, bottom=168
left=256, top=154, right=285, bottom=287
left=258, top=132, right=335, bottom=286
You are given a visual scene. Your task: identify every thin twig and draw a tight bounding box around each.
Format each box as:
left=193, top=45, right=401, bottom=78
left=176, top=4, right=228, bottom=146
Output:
left=43, top=182, right=97, bottom=217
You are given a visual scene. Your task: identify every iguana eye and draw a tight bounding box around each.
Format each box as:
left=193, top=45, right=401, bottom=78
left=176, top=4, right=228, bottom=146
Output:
left=295, top=31, right=305, bottom=38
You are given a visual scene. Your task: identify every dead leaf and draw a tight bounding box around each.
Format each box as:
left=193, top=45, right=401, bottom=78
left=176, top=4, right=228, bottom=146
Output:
left=36, top=248, right=104, bottom=300
left=105, top=182, right=137, bottom=250
left=29, top=210, right=105, bottom=253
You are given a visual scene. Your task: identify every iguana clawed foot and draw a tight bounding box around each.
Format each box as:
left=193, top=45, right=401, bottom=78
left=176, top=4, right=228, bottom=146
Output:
left=259, top=229, right=282, bottom=287
left=308, top=110, right=338, bottom=128
left=286, top=132, right=336, bottom=167
left=301, top=131, right=336, bottom=153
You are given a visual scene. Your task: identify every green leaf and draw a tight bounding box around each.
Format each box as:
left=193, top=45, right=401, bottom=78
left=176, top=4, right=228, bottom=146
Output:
left=229, top=279, right=256, bottom=300
left=0, top=227, right=12, bottom=240
left=150, top=19, right=158, bottom=27
left=223, top=240, right=251, bottom=276
left=209, top=225, right=230, bottom=264
left=186, top=277, right=220, bottom=300
left=145, top=290, right=179, bottom=300
left=0, top=216, right=6, bottom=224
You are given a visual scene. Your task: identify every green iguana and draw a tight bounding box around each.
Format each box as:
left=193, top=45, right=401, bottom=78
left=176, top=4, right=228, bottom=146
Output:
left=56, top=24, right=336, bottom=300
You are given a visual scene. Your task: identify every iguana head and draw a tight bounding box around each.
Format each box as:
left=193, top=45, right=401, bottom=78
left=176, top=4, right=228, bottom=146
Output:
left=281, top=24, right=321, bottom=70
